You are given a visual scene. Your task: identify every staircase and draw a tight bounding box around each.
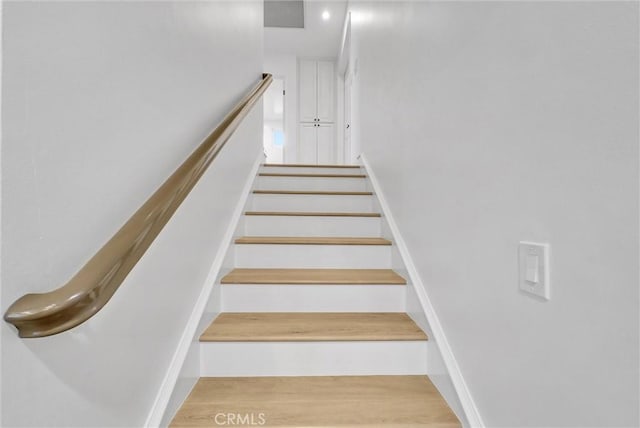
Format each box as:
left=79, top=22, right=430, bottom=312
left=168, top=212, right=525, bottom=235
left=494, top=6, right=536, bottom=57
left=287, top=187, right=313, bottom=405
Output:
left=170, top=163, right=460, bottom=427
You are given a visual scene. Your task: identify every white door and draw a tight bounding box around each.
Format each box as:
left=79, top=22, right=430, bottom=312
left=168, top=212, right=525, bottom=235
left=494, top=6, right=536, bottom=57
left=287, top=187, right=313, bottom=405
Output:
left=344, top=70, right=352, bottom=164
left=263, top=78, right=285, bottom=163
left=317, top=123, right=335, bottom=165
left=299, top=123, right=317, bottom=164
left=299, top=60, right=317, bottom=123
left=317, top=61, right=335, bottom=123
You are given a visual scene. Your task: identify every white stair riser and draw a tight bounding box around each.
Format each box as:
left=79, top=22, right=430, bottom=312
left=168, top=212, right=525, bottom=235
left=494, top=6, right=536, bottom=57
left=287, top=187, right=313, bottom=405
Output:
left=200, top=341, right=428, bottom=376
left=256, top=176, right=368, bottom=191
left=235, top=244, right=391, bottom=268
left=221, top=285, right=405, bottom=312
left=244, top=215, right=381, bottom=237
left=251, top=194, right=374, bottom=212
left=261, top=166, right=362, bottom=174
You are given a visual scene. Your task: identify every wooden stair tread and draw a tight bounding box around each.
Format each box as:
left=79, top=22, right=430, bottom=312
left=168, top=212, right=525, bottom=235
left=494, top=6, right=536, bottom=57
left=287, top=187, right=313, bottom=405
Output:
left=170, top=375, right=460, bottom=427
left=235, top=236, right=391, bottom=245
left=259, top=172, right=366, bottom=178
left=200, top=313, right=427, bottom=342
left=263, top=163, right=361, bottom=168
left=220, top=268, right=406, bottom=285
left=254, top=190, right=373, bottom=195
left=245, top=211, right=381, bottom=217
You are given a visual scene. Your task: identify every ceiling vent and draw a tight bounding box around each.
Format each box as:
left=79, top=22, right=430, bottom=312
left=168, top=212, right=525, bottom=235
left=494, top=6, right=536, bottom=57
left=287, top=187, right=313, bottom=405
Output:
left=264, top=0, right=304, bottom=28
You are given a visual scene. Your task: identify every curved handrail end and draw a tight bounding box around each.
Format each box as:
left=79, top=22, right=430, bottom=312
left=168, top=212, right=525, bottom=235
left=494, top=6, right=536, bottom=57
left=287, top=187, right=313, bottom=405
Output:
left=3, top=74, right=273, bottom=338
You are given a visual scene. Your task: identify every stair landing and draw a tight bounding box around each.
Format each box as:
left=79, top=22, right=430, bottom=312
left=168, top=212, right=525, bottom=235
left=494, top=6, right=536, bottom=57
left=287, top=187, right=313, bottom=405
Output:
left=170, top=375, right=460, bottom=427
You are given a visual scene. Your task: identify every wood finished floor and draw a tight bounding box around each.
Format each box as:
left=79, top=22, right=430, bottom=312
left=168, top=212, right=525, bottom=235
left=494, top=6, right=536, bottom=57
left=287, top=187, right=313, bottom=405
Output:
left=200, top=313, right=427, bottom=342
left=262, top=163, right=361, bottom=168
left=170, top=375, right=460, bottom=427
left=253, top=190, right=373, bottom=195
left=220, top=268, right=406, bottom=285
left=258, top=173, right=366, bottom=178
left=234, top=237, right=391, bottom=245
left=244, top=211, right=381, bottom=217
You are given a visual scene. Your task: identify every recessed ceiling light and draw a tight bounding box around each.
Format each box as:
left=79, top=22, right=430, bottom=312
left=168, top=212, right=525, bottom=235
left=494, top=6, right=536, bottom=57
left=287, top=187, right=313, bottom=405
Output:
left=322, top=10, right=330, bottom=21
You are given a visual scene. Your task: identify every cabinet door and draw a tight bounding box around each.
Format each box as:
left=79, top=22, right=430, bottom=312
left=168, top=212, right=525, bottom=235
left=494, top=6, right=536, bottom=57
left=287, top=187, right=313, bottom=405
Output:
left=298, top=123, right=317, bottom=164
left=316, top=123, right=335, bottom=165
left=316, top=61, right=335, bottom=122
left=299, top=60, right=317, bottom=122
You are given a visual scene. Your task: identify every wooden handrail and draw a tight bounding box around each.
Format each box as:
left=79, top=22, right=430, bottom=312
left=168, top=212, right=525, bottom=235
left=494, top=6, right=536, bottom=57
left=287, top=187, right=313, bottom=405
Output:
left=3, top=74, right=273, bottom=338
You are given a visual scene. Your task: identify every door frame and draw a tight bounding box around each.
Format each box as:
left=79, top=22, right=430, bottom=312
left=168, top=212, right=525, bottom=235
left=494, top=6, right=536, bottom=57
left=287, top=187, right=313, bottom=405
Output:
left=343, top=66, right=353, bottom=165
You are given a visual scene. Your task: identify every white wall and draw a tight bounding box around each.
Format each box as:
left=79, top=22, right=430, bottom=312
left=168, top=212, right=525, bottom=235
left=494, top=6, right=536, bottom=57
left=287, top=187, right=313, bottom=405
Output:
left=264, top=55, right=298, bottom=163
left=349, top=1, right=639, bottom=427
left=1, top=1, right=263, bottom=426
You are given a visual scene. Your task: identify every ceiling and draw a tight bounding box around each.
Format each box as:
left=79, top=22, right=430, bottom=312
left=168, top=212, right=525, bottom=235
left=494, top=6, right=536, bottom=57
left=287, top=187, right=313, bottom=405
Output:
left=264, top=0, right=347, bottom=58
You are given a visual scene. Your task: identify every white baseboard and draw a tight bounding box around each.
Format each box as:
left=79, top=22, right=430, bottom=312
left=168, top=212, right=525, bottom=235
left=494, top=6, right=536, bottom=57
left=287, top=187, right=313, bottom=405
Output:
left=244, top=214, right=381, bottom=237
left=235, top=243, right=391, bottom=269
left=360, top=154, right=484, bottom=428
left=144, top=152, right=265, bottom=428
left=222, top=284, right=405, bottom=312
left=200, top=341, right=428, bottom=377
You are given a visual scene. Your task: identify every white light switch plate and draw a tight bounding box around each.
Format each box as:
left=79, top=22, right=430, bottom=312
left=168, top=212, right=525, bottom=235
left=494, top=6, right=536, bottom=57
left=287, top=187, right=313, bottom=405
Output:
left=518, top=242, right=550, bottom=300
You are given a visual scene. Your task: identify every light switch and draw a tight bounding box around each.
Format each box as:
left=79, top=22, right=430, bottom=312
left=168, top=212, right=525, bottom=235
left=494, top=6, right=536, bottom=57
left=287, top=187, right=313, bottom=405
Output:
left=519, top=242, right=550, bottom=300
left=525, top=254, right=539, bottom=283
